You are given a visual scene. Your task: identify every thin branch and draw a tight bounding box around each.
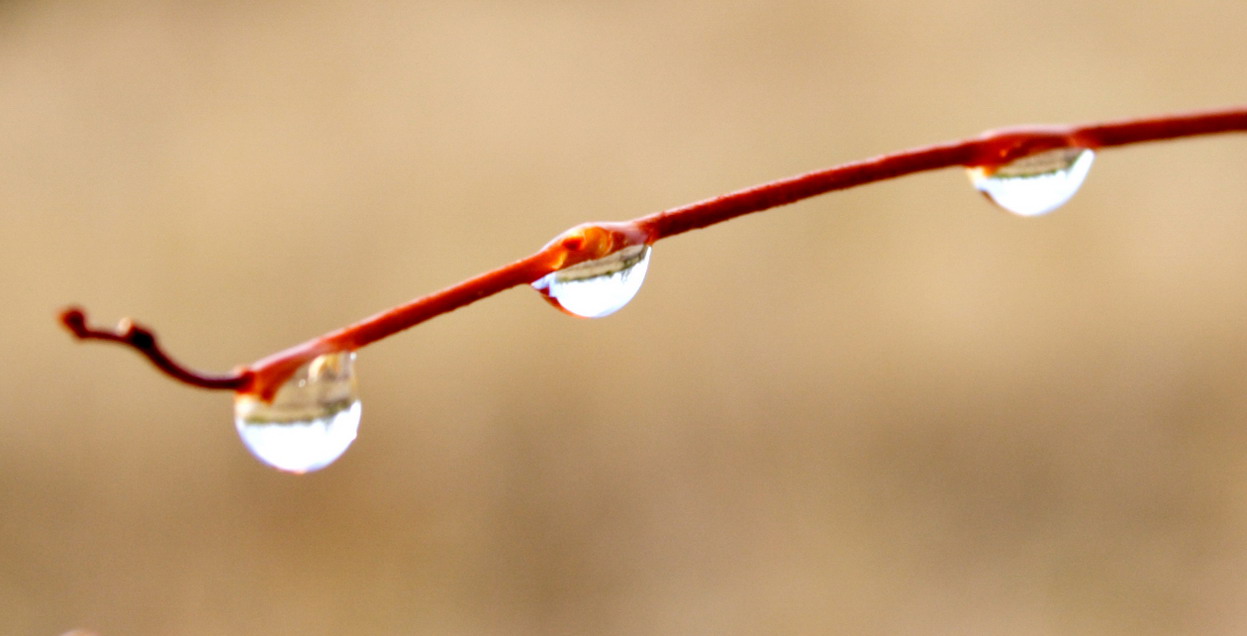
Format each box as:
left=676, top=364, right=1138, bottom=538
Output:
left=60, top=105, right=1247, bottom=399
left=59, top=307, right=252, bottom=391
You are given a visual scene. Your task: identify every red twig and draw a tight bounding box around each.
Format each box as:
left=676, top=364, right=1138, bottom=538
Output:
left=59, top=105, right=1247, bottom=399
left=59, top=307, right=251, bottom=391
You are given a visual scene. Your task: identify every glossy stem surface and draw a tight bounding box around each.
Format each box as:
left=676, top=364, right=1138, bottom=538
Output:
left=58, top=105, right=1247, bottom=398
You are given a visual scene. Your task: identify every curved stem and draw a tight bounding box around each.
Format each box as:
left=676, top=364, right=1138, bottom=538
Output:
left=60, top=105, right=1247, bottom=398
left=59, top=307, right=252, bottom=391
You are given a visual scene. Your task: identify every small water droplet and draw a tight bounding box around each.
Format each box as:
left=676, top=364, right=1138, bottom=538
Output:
left=532, top=244, right=652, bottom=318
left=969, top=147, right=1094, bottom=217
left=234, top=351, right=360, bottom=473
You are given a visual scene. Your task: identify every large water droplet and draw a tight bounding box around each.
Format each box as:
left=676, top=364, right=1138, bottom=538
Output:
left=234, top=351, right=360, bottom=473
left=969, top=147, right=1094, bottom=217
left=532, top=244, right=651, bottom=318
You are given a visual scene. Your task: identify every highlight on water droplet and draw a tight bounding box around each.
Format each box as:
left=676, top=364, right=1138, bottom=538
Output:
left=532, top=244, right=652, bottom=318
left=968, top=147, right=1094, bottom=217
left=233, top=351, right=361, bottom=473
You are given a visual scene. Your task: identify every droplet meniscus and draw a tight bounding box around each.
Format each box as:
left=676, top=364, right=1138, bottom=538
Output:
left=233, top=351, right=361, bottom=473
left=532, top=244, right=652, bottom=318
left=969, top=147, right=1094, bottom=217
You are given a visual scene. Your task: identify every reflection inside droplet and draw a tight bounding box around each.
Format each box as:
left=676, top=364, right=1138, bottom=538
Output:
left=532, top=244, right=651, bottom=318
left=969, top=147, right=1095, bottom=217
left=234, top=351, right=360, bottom=473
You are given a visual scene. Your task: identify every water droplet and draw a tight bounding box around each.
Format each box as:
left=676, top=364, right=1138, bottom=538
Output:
left=234, top=351, right=360, bottom=473
left=532, top=244, right=652, bottom=318
left=969, top=147, right=1094, bottom=217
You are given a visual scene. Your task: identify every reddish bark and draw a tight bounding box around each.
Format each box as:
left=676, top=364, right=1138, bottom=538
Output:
left=60, top=106, right=1247, bottom=399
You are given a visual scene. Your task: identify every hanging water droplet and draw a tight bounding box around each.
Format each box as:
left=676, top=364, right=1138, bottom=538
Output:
left=532, top=244, right=652, bottom=318
left=969, top=147, right=1095, bottom=217
left=233, top=351, right=361, bottom=473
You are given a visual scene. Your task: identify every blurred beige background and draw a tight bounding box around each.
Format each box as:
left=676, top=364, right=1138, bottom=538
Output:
left=3, top=1, right=1247, bottom=634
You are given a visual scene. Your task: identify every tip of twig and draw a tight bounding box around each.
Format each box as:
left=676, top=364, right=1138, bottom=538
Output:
left=59, top=306, right=88, bottom=337
left=58, top=304, right=250, bottom=392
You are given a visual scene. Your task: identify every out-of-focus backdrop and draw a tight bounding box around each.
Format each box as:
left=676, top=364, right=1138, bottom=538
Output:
left=4, top=2, right=1247, bottom=634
